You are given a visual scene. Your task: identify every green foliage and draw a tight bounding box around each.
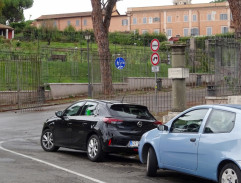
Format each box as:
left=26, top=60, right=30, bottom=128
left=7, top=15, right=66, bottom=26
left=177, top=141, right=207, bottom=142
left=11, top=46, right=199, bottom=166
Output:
left=1, top=0, right=33, bottom=23
left=108, top=31, right=167, bottom=47
left=64, top=25, right=76, bottom=32
left=10, top=20, right=32, bottom=34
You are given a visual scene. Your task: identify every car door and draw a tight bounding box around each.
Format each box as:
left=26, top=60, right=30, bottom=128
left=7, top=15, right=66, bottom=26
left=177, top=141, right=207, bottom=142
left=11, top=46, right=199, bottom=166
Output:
left=53, top=101, right=85, bottom=146
left=162, top=108, right=209, bottom=171
left=70, top=102, right=99, bottom=148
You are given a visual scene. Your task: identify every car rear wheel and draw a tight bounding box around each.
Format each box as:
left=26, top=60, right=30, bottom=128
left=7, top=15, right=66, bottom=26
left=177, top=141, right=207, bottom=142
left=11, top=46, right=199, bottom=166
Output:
left=41, top=129, right=59, bottom=152
left=87, top=134, right=103, bottom=162
left=146, top=147, right=158, bottom=177
left=219, top=163, right=241, bottom=183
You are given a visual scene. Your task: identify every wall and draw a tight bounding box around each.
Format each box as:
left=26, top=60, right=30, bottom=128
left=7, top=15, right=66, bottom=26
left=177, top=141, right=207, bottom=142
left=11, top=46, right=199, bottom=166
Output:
left=0, top=91, right=51, bottom=105
left=49, top=74, right=214, bottom=99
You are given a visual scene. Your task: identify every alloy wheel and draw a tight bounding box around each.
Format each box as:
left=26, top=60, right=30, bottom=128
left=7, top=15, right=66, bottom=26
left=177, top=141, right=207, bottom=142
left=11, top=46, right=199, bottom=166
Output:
left=42, top=131, right=54, bottom=150
left=88, top=137, right=98, bottom=159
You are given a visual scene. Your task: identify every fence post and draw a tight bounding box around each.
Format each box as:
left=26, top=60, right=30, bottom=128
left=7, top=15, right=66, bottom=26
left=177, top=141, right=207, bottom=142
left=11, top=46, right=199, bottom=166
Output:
left=170, top=44, right=188, bottom=112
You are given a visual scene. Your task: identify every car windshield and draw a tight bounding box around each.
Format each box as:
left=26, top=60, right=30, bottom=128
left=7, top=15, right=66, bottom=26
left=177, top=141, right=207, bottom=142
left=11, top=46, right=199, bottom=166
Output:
left=109, top=104, right=155, bottom=120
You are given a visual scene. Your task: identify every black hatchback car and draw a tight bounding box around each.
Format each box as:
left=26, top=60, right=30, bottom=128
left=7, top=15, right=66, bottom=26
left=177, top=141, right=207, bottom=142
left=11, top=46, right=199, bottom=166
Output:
left=40, top=99, right=161, bottom=161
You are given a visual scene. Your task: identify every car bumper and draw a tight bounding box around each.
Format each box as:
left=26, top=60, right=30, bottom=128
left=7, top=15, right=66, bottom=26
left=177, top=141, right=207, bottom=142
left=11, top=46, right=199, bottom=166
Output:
left=102, top=144, right=139, bottom=154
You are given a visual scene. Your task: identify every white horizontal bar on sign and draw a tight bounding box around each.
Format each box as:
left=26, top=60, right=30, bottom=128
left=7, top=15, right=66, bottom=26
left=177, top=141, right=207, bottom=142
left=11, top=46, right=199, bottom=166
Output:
left=168, top=68, right=189, bottom=79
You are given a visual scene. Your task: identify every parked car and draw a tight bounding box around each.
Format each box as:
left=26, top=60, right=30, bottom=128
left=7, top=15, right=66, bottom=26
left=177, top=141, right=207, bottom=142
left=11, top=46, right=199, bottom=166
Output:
left=138, top=104, right=241, bottom=183
left=40, top=99, right=161, bottom=161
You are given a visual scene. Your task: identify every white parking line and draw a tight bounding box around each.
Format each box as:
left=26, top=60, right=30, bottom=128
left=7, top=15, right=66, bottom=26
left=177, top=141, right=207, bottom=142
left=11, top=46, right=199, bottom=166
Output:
left=0, top=141, right=106, bottom=183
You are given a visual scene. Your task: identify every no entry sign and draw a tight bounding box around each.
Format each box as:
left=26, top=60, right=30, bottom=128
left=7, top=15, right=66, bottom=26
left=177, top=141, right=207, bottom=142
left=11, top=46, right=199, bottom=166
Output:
left=150, top=39, right=160, bottom=52
left=151, top=53, right=160, bottom=66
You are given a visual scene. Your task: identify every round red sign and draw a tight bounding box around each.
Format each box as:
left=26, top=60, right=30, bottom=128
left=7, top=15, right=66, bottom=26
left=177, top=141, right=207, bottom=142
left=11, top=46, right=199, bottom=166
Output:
left=150, top=39, right=160, bottom=52
left=151, top=53, right=160, bottom=66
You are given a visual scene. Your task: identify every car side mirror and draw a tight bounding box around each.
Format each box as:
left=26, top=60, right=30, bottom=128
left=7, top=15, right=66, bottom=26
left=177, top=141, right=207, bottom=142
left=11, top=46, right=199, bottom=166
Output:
left=158, top=125, right=168, bottom=131
left=55, top=111, right=63, bottom=118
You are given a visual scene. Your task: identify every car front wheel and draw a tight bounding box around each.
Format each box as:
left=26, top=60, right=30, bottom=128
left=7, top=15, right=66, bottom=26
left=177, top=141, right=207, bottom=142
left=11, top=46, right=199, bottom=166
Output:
left=87, top=134, right=103, bottom=162
left=219, top=163, right=241, bottom=183
left=41, top=129, right=59, bottom=152
left=146, top=147, right=158, bottom=177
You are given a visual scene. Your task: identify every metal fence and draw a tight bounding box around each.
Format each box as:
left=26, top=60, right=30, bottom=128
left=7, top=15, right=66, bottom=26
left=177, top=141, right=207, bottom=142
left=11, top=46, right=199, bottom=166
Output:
left=90, top=45, right=172, bottom=114
left=0, top=51, right=43, bottom=111
left=1, top=36, right=241, bottom=113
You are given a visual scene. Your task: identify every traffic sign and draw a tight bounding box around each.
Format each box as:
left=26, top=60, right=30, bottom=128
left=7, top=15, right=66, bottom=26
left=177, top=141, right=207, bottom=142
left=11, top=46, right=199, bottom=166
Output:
left=115, top=57, right=126, bottom=70
left=150, top=39, right=160, bottom=52
left=151, top=53, right=160, bottom=66
left=152, top=66, right=160, bottom=73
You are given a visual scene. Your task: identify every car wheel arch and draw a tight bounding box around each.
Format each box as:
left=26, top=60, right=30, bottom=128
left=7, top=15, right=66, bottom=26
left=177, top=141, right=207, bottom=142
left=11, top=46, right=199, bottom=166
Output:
left=142, top=143, right=156, bottom=164
left=42, top=126, right=50, bottom=133
left=217, top=160, right=239, bottom=181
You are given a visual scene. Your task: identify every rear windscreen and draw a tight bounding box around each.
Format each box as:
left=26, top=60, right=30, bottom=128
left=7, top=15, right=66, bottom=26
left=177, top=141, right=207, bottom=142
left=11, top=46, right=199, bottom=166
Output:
left=109, top=104, right=155, bottom=120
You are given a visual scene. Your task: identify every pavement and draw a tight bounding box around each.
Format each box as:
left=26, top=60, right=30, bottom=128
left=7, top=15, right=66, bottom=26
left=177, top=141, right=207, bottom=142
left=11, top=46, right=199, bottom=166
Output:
left=0, top=104, right=214, bottom=183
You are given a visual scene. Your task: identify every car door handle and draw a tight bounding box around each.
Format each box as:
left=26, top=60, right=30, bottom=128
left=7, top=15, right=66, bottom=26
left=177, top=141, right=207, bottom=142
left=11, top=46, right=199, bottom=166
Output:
left=67, top=122, right=72, bottom=126
left=83, top=123, right=88, bottom=125
left=190, top=138, right=196, bottom=142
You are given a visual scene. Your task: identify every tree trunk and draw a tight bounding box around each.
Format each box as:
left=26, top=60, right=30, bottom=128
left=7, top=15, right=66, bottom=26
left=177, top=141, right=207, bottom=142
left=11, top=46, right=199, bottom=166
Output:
left=91, top=0, right=117, bottom=95
left=228, top=0, right=241, bottom=37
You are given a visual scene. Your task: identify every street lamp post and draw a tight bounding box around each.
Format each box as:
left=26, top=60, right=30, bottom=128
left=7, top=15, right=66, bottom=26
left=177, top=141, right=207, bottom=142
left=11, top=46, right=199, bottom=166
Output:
left=85, top=34, right=92, bottom=98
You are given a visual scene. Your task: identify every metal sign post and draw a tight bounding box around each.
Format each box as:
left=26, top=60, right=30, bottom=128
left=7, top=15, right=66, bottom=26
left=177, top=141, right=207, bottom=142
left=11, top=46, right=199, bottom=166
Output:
left=150, top=39, right=160, bottom=110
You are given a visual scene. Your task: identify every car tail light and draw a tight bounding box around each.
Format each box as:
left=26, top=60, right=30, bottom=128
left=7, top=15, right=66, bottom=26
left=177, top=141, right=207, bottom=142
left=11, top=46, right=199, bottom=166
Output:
left=133, top=149, right=138, bottom=152
left=103, top=118, right=123, bottom=124
left=154, top=121, right=163, bottom=125
left=108, top=139, right=112, bottom=146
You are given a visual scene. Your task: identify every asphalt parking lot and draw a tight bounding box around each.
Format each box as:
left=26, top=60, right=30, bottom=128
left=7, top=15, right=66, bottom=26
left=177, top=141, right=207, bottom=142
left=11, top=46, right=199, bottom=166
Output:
left=0, top=104, right=214, bottom=183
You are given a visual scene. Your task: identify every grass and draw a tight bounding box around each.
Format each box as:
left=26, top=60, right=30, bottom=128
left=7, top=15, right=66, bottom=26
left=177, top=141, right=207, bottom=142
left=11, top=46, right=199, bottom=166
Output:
left=0, top=38, right=171, bottom=91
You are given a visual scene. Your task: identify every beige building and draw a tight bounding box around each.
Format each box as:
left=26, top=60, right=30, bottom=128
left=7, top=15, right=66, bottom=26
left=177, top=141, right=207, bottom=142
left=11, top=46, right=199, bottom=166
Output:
left=36, top=8, right=129, bottom=33
left=127, top=1, right=232, bottom=37
left=35, top=1, right=232, bottom=37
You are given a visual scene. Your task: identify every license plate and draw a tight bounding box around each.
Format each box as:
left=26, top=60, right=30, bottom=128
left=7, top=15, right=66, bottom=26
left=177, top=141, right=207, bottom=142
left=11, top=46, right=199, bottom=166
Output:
left=128, top=140, right=139, bottom=147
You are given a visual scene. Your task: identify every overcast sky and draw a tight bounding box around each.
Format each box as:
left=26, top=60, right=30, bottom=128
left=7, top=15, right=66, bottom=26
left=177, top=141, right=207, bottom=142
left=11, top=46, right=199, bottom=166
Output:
left=24, top=0, right=211, bottom=20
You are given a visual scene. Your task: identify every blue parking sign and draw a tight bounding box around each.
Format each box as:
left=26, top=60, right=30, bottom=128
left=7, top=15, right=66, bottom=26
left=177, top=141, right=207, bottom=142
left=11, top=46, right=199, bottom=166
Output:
left=115, top=57, right=126, bottom=70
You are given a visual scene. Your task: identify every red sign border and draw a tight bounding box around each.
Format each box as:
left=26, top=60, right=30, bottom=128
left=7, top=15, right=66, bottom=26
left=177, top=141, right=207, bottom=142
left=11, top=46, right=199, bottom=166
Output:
left=151, top=53, right=160, bottom=66
left=150, top=39, right=160, bottom=52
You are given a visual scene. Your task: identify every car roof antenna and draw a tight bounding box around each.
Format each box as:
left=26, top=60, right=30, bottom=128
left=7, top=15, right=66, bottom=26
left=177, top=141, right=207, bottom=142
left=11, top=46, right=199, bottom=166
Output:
left=121, top=93, right=126, bottom=103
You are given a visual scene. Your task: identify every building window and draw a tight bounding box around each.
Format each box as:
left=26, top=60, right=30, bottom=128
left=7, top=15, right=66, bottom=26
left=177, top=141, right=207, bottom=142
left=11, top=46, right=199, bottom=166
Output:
left=191, top=28, right=199, bottom=36
left=53, top=21, right=57, bottom=27
left=183, top=28, right=189, bottom=37
left=142, top=30, right=148, bottom=34
left=149, top=17, right=153, bottom=24
left=122, top=19, right=128, bottom=26
left=206, top=27, right=212, bottom=36
left=221, top=26, right=229, bottom=34
left=154, top=29, right=160, bottom=34
left=133, top=17, right=137, bottom=25
left=192, top=14, right=197, bottom=22
left=167, top=16, right=172, bottom=23
left=184, top=15, right=189, bottom=22
left=220, top=13, right=228, bottom=20
left=76, top=20, right=79, bottom=26
left=83, top=19, right=87, bottom=26
left=211, top=11, right=216, bottom=21
left=167, top=29, right=172, bottom=37
left=153, top=17, right=160, bottom=22
left=207, top=14, right=212, bottom=21
left=143, top=17, right=147, bottom=24
left=67, top=20, right=71, bottom=26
